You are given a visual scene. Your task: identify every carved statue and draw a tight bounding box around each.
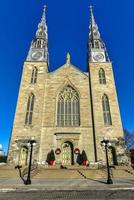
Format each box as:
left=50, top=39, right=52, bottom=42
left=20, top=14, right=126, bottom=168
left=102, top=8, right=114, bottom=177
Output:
left=66, top=53, right=71, bottom=64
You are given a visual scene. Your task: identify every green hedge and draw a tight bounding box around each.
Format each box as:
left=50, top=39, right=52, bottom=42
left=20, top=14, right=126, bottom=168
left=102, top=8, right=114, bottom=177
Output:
left=0, top=156, right=7, bottom=163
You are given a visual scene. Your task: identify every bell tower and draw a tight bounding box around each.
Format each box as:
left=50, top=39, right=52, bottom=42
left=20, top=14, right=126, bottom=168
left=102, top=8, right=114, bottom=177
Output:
left=88, top=6, right=124, bottom=162
left=27, top=5, right=49, bottom=64
left=7, top=5, right=49, bottom=165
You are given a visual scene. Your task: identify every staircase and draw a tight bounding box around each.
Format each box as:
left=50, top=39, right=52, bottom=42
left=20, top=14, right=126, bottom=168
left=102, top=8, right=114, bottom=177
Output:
left=0, top=164, right=134, bottom=179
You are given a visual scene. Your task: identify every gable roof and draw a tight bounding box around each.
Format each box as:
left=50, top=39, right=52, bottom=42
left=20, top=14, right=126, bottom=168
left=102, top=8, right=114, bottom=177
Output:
left=49, top=63, right=89, bottom=77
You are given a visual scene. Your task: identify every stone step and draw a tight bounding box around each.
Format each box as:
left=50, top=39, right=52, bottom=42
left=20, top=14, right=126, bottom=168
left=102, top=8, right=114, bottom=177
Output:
left=0, top=164, right=134, bottom=179
left=34, top=168, right=106, bottom=179
left=34, top=169, right=82, bottom=179
left=112, top=168, right=134, bottom=178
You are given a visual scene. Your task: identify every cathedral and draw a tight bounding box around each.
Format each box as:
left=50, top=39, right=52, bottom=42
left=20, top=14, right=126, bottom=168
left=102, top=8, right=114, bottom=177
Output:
left=8, top=5, right=125, bottom=166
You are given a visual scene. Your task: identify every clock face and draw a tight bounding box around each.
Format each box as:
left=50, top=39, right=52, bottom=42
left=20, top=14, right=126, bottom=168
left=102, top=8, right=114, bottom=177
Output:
left=31, top=51, right=43, bottom=60
left=93, top=53, right=105, bottom=62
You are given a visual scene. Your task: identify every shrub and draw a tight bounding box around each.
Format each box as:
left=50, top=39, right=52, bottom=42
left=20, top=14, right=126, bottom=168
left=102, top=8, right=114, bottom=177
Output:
left=49, top=150, right=55, bottom=161
left=0, top=156, right=7, bottom=163
left=82, top=150, right=87, bottom=161
left=46, top=150, right=55, bottom=165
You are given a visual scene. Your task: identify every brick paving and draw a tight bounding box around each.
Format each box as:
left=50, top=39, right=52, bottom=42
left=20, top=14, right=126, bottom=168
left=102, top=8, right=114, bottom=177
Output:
left=0, top=190, right=134, bottom=200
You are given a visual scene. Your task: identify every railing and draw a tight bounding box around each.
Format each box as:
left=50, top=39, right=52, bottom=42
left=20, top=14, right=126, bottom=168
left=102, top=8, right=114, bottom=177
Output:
left=15, top=162, right=38, bottom=184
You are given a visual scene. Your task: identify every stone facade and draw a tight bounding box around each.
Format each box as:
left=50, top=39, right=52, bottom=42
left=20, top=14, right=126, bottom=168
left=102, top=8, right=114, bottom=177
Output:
left=7, top=60, right=125, bottom=166
left=7, top=6, right=126, bottom=166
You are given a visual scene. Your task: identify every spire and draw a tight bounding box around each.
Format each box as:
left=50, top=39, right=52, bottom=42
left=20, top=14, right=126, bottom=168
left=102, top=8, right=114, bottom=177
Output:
left=26, top=5, right=49, bottom=63
left=90, top=6, right=96, bottom=29
left=89, top=6, right=101, bottom=48
left=41, top=5, right=47, bottom=26
left=88, top=6, right=110, bottom=62
left=36, top=5, right=48, bottom=40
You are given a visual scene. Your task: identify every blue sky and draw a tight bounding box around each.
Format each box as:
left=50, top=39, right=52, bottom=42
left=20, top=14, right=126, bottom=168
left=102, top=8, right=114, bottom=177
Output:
left=0, top=0, right=134, bottom=153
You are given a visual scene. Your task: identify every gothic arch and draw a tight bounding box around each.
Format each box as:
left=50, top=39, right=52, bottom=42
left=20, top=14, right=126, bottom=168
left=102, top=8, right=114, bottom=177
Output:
left=55, top=79, right=81, bottom=99
left=102, top=94, right=112, bottom=126
left=99, top=68, right=106, bottom=84
left=31, top=67, right=38, bottom=84
left=19, top=146, right=28, bottom=166
left=25, top=93, right=35, bottom=125
left=57, top=85, right=80, bottom=127
left=94, top=40, right=100, bottom=48
left=109, top=146, right=118, bottom=166
left=61, top=141, right=74, bottom=165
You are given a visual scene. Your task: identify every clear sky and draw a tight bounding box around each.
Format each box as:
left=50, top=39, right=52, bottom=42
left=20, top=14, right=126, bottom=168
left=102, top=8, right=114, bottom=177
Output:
left=0, top=0, right=134, bottom=153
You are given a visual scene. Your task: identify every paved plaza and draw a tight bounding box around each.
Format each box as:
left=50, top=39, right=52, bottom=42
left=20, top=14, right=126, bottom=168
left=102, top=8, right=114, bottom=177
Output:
left=0, top=166, right=134, bottom=199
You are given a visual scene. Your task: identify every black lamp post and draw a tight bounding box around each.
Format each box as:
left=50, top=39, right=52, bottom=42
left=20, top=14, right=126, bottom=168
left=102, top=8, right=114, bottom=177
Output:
left=25, top=137, right=36, bottom=185
left=101, top=137, right=113, bottom=184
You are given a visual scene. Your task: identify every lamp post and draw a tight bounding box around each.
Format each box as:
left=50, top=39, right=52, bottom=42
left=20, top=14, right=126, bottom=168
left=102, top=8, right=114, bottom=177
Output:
left=25, top=137, right=36, bottom=185
left=101, top=137, right=113, bottom=184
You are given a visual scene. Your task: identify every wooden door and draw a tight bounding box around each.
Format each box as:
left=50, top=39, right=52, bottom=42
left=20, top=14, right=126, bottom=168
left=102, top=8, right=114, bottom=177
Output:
left=62, top=143, right=71, bottom=165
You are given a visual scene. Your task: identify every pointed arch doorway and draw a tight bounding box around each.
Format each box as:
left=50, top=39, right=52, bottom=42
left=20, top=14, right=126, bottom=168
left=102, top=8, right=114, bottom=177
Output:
left=19, top=146, right=28, bottom=166
left=109, top=146, right=118, bottom=166
left=62, top=141, right=74, bottom=165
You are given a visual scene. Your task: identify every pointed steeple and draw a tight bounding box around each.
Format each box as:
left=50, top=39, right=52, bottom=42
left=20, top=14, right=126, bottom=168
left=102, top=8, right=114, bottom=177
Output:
left=36, top=5, right=48, bottom=40
left=26, top=5, right=49, bottom=63
left=89, top=6, right=101, bottom=48
left=88, top=6, right=110, bottom=62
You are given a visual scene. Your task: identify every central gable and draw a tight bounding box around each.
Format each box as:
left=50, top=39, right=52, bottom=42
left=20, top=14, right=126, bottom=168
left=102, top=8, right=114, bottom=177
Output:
left=50, top=63, right=88, bottom=79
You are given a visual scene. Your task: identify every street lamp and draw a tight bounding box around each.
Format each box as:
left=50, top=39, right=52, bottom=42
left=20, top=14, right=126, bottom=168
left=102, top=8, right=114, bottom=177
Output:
left=101, top=137, right=113, bottom=184
left=25, top=137, right=36, bottom=185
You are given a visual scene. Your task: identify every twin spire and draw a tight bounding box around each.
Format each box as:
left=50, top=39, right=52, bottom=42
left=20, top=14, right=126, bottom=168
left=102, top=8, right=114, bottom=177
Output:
left=89, top=6, right=101, bottom=46
left=89, top=6, right=110, bottom=62
left=26, top=5, right=48, bottom=62
left=27, top=5, right=109, bottom=64
left=40, top=5, right=47, bottom=26
left=36, top=5, right=48, bottom=40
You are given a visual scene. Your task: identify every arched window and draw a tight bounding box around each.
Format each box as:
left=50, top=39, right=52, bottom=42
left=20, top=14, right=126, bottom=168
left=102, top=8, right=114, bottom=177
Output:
left=57, top=85, right=80, bottom=127
left=25, top=93, right=35, bottom=125
left=94, top=40, right=100, bottom=48
left=99, top=68, right=106, bottom=84
left=102, top=94, right=112, bottom=126
left=36, top=39, right=41, bottom=48
left=31, top=67, right=38, bottom=84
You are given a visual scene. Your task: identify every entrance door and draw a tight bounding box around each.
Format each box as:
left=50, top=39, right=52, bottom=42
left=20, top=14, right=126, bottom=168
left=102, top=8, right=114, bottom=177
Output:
left=109, top=146, right=118, bottom=165
left=19, top=146, right=28, bottom=166
left=62, top=142, right=73, bottom=165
